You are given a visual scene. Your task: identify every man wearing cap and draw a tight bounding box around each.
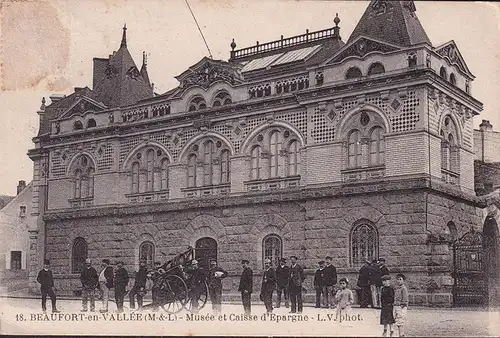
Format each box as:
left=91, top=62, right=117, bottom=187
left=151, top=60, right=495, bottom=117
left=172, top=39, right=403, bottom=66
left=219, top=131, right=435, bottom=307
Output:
left=80, top=258, right=98, bottom=312
left=275, top=258, right=290, bottom=308
left=356, top=260, right=372, bottom=308
left=114, top=261, right=129, bottom=313
left=129, top=260, right=148, bottom=310
left=99, top=259, right=114, bottom=313
left=238, top=259, right=253, bottom=315
left=314, top=261, right=326, bottom=308
left=37, top=259, right=60, bottom=313
left=323, top=256, right=338, bottom=309
left=289, top=256, right=305, bottom=313
left=207, top=259, right=228, bottom=314
left=187, top=259, right=207, bottom=313
left=261, top=258, right=276, bottom=314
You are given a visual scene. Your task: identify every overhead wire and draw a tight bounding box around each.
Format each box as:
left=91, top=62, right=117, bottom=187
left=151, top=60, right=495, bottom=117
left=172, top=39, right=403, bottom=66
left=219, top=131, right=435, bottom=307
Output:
left=184, top=0, right=213, bottom=59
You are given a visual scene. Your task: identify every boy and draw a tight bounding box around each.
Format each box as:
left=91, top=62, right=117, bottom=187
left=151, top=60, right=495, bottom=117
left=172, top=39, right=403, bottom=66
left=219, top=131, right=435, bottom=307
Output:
left=334, top=277, right=353, bottom=323
left=393, top=274, right=409, bottom=337
left=380, top=275, right=395, bottom=337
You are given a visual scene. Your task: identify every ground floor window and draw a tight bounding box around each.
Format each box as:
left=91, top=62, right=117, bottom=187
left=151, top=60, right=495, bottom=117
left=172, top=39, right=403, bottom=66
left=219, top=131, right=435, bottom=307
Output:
left=10, top=251, right=21, bottom=270
left=139, top=241, right=155, bottom=270
left=72, top=237, right=88, bottom=273
left=351, top=222, right=378, bottom=267
left=263, top=234, right=282, bottom=268
left=195, top=237, right=217, bottom=270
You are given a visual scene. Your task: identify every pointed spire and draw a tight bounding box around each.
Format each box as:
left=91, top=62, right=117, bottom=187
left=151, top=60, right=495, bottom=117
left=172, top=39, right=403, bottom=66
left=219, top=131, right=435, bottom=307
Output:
left=142, top=51, right=147, bottom=68
left=120, top=23, right=127, bottom=49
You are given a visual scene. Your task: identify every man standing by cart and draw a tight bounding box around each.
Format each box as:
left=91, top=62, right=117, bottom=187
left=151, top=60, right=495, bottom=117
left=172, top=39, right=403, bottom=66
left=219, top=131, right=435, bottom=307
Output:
left=187, top=259, right=207, bottom=313
left=207, top=259, right=228, bottom=314
left=129, top=260, right=148, bottom=310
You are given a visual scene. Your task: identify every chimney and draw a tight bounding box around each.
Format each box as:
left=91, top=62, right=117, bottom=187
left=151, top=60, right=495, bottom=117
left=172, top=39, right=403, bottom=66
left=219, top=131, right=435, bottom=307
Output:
left=49, top=94, right=66, bottom=103
left=479, top=119, right=493, bottom=132
left=17, top=180, right=26, bottom=195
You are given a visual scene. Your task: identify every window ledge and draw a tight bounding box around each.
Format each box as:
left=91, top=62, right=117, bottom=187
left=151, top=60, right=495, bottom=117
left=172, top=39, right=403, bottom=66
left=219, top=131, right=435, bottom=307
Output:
left=244, top=175, right=301, bottom=192
left=125, top=190, right=169, bottom=203
left=341, top=166, right=385, bottom=183
left=181, top=184, right=231, bottom=198
left=341, top=165, right=385, bottom=174
left=68, top=197, right=94, bottom=208
left=441, top=169, right=460, bottom=185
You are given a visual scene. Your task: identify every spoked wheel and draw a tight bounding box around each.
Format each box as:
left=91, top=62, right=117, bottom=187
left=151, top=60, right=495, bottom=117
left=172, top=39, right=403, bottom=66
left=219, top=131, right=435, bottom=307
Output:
left=157, top=274, right=188, bottom=314
left=185, top=281, right=209, bottom=311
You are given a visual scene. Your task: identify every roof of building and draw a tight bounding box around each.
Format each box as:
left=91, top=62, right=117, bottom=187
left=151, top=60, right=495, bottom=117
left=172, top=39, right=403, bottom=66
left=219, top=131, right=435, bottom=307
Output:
left=0, top=195, right=15, bottom=210
left=347, top=0, right=431, bottom=47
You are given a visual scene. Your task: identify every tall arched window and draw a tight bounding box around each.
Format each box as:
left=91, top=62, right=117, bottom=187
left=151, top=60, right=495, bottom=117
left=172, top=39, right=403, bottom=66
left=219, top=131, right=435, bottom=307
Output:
left=450, top=73, right=457, bottom=86
left=350, top=222, right=378, bottom=267
left=131, top=162, right=140, bottom=194
left=346, top=67, right=362, bottom=79
left=440, top=116, right=459, bottom=174
left=72, top=237, right=88, bottom=273
left=287, top=140, right=301, bottom=176
left=369, top=127, right=385, bottom=166
left=440, top=66, right=447, bottom=80
left=74, top=169, right=82, bottom=198
left=195, top=237, right=218, bottom=270
left=72, top=155, right=94, bottom=199
left=139, top=241, right=155, bottom=270
left=220, top=150, right=230, bottom=184
left=250, top=146, right=262, bottom=180
left=187, top=154, right=197, bottom=188
left=348, top=130, right=362, bottom=168
left=446, top=221, right=458, bottom=242
left=269, top=131, right=282, bottom=178
left=146, top=149, right=155, bottom=192
left=161, top=159, right=169, bottom=190
left=440, top=130, right=449, bottom=170
left=368, top=63, right=385, bottom=76
left=263, top=234, right=282, bottom=268
left=203, top=141, right=215, bottom=185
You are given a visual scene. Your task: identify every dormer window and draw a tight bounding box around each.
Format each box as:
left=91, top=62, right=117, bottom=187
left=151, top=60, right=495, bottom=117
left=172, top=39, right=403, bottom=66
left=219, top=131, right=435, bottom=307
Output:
left=367, top=63, right=385, bottom=76
left=188, top=96, right=207, bottom=112
left=345, top=67, right=362, bottom=80
left=86, top=119, right=96, bottom=128
left=19, top=205, right=26, bottom=218
left=73, top=121, right=83, bottom=130
left=450, top=73, right=457, bottom=86
left=439, top=66, right=447, bottom=80
left=212, top=92, right=232, bottom=107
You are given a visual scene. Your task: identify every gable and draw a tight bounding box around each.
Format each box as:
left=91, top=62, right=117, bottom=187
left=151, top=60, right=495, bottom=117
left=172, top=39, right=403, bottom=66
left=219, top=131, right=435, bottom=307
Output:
left=325, top=37, right=400, bottom=65
left=434, top=41, right=474, bottom=78
left=58, top=97, right=107, bottom=120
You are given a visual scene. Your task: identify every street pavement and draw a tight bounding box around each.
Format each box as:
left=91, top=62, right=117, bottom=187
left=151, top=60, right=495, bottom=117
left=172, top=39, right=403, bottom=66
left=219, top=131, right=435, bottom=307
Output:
left=0, top=296, right=499, bottom=336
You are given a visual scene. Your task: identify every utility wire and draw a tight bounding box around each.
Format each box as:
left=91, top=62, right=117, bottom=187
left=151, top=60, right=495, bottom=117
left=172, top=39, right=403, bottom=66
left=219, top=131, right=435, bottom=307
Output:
left=184, top=0, right=213, bottom=59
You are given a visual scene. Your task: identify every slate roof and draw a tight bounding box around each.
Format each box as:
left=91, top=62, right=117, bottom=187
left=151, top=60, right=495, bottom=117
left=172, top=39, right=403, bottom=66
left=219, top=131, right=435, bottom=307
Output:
left=348, top=0, right=431, bottom=47
left=0, top=195, right=14, bottom=210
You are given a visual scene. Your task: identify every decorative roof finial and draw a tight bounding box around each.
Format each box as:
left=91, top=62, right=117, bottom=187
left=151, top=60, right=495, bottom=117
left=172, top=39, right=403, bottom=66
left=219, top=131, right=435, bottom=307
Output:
left=334, top=13, right=340, bottom=27
left=333, top=13, right=341, bottom=39
left=230, top=38, right=236, bottom=51
left=142, top=51, right=147, bottom=67
left=40, top=97, right=46, bottom=110
left=120, top=23, right=127, bottom=48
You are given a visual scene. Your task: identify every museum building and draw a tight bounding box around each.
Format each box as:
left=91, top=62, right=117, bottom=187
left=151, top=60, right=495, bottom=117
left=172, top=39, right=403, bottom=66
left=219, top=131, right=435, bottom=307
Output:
left=28, top=1, right=499, bottom=306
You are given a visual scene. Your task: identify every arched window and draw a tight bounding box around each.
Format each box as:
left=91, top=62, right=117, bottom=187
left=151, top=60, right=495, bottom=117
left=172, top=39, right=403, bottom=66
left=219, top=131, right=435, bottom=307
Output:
left=368, top=63, right=385, bottom=76
left=440, top=130, right=449, bottom=170
left=131, top=162, right=140, bottom=194
left=73, top=121, right=83, bottom=130
left=348, top=130, right=362, bottom=168
left=440, top=66, right=447, bottom=80
left=203, top=141, right=215, bottom=186
left=369, top=127, right=385, bottom=166
left=187, top=154, right=197, bottom=188
left=220, top=150, right=230, bottom=184
left=263, top=234, right=282, bottom=268
left=146, top=149, right=155, bottom=192
left=139, top=241, right=155, bottom=270
left=440, top=116, right=459, bottom=174
left=72, top=237, right=88, bottom=273
left=188, top=96, right=207, bottom=112
left=445, top=221, right=458, bottom=242
left=450, top=73, right=457, bottom=86
left=250, top=146, right=262, bottom=180
left=212, top=92, right=232, bottom=107
left=287, top=140, right=301, bottom=176
left=350, top=222, right=378, bottom=267
left=195, top=237, right=218, bottom=270
left=86, top=119, right=96, bottom=128
left=269, top=131, right=282, bottom=178
left=161, top=159, right=169, bottom=190
left=72, top=155, right=94, bottom=199
left=345, top=67, right=362, bottom=80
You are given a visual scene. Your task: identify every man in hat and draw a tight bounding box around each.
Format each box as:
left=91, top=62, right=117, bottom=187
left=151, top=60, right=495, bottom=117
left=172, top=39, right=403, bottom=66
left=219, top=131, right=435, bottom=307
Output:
left=261, top=258, right=276, bottom=314
left=114, top=261, right=129, bottom=313
left=37, top=259, right=60, bottom=313
left=187, top=259, right=207, bottom=313
left=323, top=256, right=338, bottom=309
left=129, top=260, right=148, bottom=310
left=99, top=259, right=114, bottom=313
left=288, top=256, right=305, bottom=313
left=80, top=258, right=98, bottom=312
left=275, top=258, right=290, bottom=308
left=356, top=260, right=372, bottom=308
left=238, top=259, right=253, bottom=315
left=379, top=258, right=390, bottom=278
left=207, top=259, right=228, bottom=314
left=369, top=258, right=382, bottom=308
left=314, top=261, right=326, bottom=308
left=150, top=261, right=163, bottom=311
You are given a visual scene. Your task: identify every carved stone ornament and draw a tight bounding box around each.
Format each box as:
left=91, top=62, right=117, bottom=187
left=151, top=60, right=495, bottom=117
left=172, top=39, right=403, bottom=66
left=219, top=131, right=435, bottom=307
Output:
left=181, top=62, right=236, bottom=89
left=370, top=0, right=394, bottom=17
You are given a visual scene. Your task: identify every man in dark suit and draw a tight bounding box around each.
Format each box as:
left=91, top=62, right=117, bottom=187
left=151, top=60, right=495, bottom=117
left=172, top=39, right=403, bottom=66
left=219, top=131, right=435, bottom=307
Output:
left=313, top=261, right=326, bottom=308
left=207, top=259, right=228, bottom=314
left=275, top=258, right=290, bottom=308
left=288, top=255, right=305, bottom=313
left=369, top=258, right=382, bottom=308
left=238, top=259, right=253, bottom=315
left=114, top=261, right=129, bottom=313
left=80, top=258, right=98, bottom=312
left=37, top=259, right=60, bottom=313
left=98, top=259, right=114, bottom=313
left=356, top=260, right=372, bottom=308
left=323, top=256, right=338, bottom=309
left=379, top=257, right=390, bottom=277
left=129, top=260, right=148, bottom=310
left=187, top=259, right=207, bottom=313
left=261, top=258, right=276, bottom=314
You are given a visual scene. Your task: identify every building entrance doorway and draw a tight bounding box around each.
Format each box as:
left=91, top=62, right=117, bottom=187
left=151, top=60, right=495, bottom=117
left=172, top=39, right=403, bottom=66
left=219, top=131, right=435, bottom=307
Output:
left=195, top=237, right=217, bottom=270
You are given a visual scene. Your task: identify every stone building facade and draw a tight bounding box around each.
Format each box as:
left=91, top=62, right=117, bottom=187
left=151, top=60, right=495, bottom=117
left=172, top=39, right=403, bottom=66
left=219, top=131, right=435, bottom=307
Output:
left=28, top=1, right=496, bottom=306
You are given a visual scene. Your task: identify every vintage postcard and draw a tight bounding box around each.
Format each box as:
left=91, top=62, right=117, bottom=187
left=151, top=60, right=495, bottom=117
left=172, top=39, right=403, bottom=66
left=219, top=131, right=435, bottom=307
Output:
left=1, top=0, right=500, bottom=336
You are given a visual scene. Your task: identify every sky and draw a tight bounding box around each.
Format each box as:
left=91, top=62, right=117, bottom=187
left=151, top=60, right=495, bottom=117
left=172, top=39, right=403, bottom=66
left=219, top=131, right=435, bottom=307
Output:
left=0, top=0, right=499, bottom=196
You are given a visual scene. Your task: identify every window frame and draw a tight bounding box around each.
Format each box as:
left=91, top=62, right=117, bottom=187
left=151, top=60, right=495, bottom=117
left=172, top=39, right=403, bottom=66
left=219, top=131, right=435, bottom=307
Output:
left=262, top=234, right=283, bottom=268
left=71, top=237, right=88, bottom=273
left=350, top=222, right=379, bottom=267
left=139, top=241, right=155, bottom=270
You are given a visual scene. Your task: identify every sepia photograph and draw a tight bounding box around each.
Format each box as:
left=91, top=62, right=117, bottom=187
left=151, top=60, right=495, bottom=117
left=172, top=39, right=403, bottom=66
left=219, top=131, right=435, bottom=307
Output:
left=0, top=0, right=499, bottom=336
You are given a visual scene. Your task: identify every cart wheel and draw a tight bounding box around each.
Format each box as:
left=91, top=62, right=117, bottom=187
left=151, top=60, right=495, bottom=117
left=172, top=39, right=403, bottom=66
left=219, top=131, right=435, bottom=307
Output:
left=185, top=281, right=209, bottom=311
left=158, top=274, right=188, bottom=314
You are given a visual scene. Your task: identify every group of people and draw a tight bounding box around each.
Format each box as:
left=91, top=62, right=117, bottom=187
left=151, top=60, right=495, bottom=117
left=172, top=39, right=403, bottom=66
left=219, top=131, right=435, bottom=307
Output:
left=356, top=258, right=390, bottom=309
